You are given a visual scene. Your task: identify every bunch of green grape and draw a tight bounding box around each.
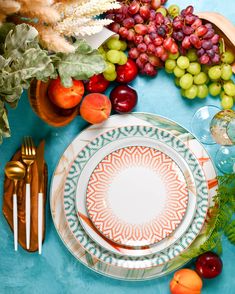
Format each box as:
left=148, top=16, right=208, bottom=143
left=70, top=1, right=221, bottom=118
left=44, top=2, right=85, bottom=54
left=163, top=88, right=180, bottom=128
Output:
left=165, top=49, right=235, bottom=109
left=208, top=51, right=235, bottom=109
left=98, top=37, right=128, bottom=81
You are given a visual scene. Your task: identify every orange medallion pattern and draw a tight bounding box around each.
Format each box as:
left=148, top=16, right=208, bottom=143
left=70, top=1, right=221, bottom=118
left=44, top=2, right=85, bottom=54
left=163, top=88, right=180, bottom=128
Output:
left=86, top=146, right=189, bottom=246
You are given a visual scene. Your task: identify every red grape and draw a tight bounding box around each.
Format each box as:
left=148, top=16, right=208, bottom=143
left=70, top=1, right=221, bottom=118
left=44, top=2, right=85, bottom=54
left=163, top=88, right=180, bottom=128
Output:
left=202, top=39, right=213, bottom=50
left=157, top=26, right=166, bottom=37
left=147, top=43, right=155, bottom=54
left=136, top=57, right=145, bottom=69
left=205, top=23, right=213, bottom=29
left=140, top=5, right=151, bottom=19
left=134, top=14, right=144, bottom=24
left=212, top=53, right=220, bottom=63
left=137, top=43, right=147, bottom=52
left=189, top=34, right=202, bottom=49
left=155, top=45, right=165, bottom=57
left=170, top=42, right=179, bottom=54
left=196, top=25, right=208, bottom=37
left=147, top=24, right=156, bottom=33
left=134, top=24, right=148, bottom=35
left=108, top=22, right=120, bottom=33
left=143, top=62, right=157, bottom=76
left=127, top=29, right=136, bottom=41
left=203, top=29, right=215, bottom=39
left=119, top=27, right=129, bottom=38
left=185, top=14, right=196, bottom=25
left=155, top=12, right=164, bottom=25
left=185, top=5, right=194, bottom=15
left=207, top=49, right=215, bottom=58
left=144, top=34, right=152, bottom=44
left=139, top=53, right=149, bottom=63
left=192, top=18, right=202, bottom=29
left=182, top=25, right=194, bottom=35
left=163, top=37, right=173, bottom=51
left=134, top=34, right=144, bottom=44
left=151, top=0, right=161, bottom=9
left=129, top=47, right=140, bottom=59
left=128, top=1, right=140, bottom=15
left=148, top=54, right=161, bottom=66
left=123, top=17, right=135, bottom=29
left=161, top=52, right=168, bottom=61
left=149, top=9, right=156, bottom=21
left=199, top=54, right=210, bottom=64
left=173, top=20, right=183, bottom=30
left=197, top=48, right=205, bottom=57
left=211, top=34, right=220, bottom=44
left=182, top=36, right=191, bottom=49
left=153, top=36, right=163, bottom=46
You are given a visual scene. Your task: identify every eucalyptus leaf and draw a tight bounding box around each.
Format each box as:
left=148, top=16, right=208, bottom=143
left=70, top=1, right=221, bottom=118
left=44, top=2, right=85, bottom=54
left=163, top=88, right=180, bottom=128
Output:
left=57, top=49, right=106, bottom=87
left=4, top=24, right=39, bottom=59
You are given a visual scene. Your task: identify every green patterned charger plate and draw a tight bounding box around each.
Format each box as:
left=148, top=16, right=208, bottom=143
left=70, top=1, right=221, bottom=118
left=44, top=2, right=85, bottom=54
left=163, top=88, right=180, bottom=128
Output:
left=63, top=125, right=209, bottom=269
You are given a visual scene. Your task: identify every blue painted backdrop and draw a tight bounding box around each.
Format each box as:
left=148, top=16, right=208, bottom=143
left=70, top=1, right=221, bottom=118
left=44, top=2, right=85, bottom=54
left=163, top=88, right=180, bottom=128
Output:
left=0, top=0, right=235, bottom=293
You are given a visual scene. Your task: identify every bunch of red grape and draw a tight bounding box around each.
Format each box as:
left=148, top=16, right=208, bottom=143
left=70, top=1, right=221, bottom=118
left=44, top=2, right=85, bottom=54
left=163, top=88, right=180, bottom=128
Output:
left=107, top=1, right=222, bottom=77
left=107, top=0, right=177, bottom=76
left=171, top=6, right=221, bottom=65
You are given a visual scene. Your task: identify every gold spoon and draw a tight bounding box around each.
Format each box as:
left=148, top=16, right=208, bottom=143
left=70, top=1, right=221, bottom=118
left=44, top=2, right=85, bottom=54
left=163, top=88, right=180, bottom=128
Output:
left=5, top=161, right=26, bottom=251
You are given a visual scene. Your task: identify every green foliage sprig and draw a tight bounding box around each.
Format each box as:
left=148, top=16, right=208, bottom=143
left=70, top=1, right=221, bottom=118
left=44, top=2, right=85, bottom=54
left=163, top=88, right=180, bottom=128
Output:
left=0, top=23, right=106, bottom=144
left=184, top=173, right=235, bottom=258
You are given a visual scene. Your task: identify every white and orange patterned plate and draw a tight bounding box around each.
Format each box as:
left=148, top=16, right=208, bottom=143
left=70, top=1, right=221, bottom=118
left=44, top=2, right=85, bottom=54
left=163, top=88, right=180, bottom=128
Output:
left=86, top=145, right=188, bottom=247
left=75, top=134, right=197, bottom=257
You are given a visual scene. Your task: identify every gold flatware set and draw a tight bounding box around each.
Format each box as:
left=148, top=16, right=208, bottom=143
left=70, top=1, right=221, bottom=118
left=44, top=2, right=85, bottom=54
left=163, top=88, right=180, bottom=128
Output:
left=4, top=137, right=45, bottom=254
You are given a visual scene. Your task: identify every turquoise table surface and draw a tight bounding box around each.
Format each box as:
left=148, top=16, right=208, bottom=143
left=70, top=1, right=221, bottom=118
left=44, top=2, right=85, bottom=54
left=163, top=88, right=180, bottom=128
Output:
left=1, top=1, right=235, bottom=293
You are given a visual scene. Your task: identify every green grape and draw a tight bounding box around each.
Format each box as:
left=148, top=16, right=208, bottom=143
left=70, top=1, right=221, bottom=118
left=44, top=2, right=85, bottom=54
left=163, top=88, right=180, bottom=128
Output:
left=186, top=49, right=198, bottom=62
left=187, top=62, right=201, bottom=75
left=103, top=71, right=117, bottom=81
left=168, top=4, right=180, bottom=17
left=181, top=88, right=186, bottom=97
left=104, top=62, right=116, bottom=74
left=197, top=84, right=209, bottom=99
left=165, top=59, right=176, bottom=71
left=221, top=95, right=234, bottom=109
left=208, top=66, right=221, bottom=80
left=179, top=73, right=194, bottom=90
left=165, top=68, right=173, bottom=74
left=221, top=64, right=233, bottom=81
left=156, top=7, right=167, bottom=16
left=194, top=72, right=208, bottom=85
left=220, top=91, right=226, bottom=99
left=185, top=85, right=198, bottom=99
left=175, top=77, right=180, bottom=87
left=223, top=81, right=235, bottom=96
left=119, top=40, right=127, bottom=51
left=177, top=56, right=190, bottom=70
left=209, top=82, right=222, bottom=96
left=106, top=38, right=122, bottom=50
left=221, top=51, right=235, bottom=64
left=173, top=66, right=185, bottom=78
left=98, top=46, right=105, bottom=54
left=118, top=52, right=128, bottom=65
left=106, top=50, right=121, bottom=64
left=202, top=64, right=210, bottom=74
left=168, top=52, right=179, bottom=60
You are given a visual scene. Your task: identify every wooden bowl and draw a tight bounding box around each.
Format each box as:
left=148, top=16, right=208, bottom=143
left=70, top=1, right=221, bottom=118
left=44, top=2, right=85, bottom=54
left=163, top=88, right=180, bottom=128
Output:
left=28, top=79, right=79, bottom=127
left=198, top=12, right=235, bottom=72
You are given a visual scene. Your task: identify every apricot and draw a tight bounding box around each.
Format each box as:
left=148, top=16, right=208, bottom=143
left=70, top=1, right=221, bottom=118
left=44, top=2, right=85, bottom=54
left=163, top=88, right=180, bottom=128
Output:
left=80, top=93, right=111, bottom=124
left=170, top=269, right=203, bottom=294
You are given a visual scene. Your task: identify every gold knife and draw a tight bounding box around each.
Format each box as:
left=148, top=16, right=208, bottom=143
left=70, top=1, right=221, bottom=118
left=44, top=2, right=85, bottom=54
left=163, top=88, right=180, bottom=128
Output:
left=36, top=140, right=45, bottom=255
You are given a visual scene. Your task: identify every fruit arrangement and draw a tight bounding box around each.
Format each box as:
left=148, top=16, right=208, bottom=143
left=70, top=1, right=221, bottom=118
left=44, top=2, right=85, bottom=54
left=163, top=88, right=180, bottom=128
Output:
left=48, top=1, right=234, bottom=127
left=170, top=252, right=223, bottom=294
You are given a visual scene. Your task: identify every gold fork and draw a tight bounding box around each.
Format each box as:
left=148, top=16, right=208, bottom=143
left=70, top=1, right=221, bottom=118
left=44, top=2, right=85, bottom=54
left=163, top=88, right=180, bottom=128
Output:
left=21, top=136, right=36, bottom=249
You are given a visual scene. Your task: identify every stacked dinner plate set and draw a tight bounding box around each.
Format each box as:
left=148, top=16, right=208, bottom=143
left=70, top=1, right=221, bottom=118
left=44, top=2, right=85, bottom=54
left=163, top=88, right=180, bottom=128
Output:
left=50, top=112, right=218, bottom=281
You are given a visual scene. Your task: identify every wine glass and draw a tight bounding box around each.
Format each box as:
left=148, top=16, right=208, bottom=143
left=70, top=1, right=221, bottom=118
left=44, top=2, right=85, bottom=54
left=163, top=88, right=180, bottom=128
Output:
left=210, top=109, right=235, bottom=174
left=191, top=106, right=235, bottom=174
